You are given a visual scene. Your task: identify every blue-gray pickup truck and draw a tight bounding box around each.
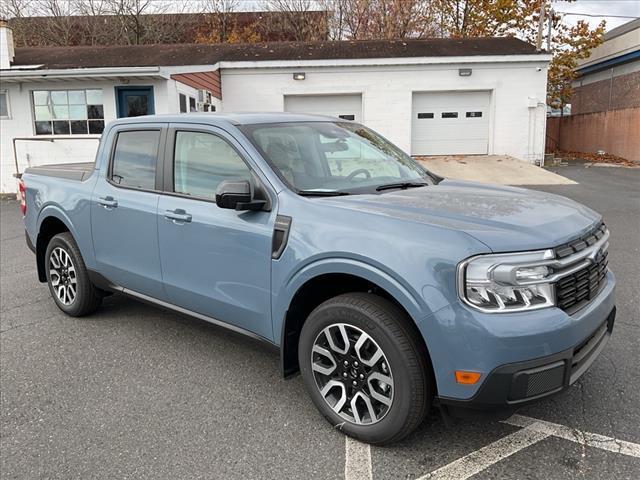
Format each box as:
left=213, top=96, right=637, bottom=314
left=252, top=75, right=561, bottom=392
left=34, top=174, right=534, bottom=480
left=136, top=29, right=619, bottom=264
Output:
left=20, top=113, right=615, bottom=444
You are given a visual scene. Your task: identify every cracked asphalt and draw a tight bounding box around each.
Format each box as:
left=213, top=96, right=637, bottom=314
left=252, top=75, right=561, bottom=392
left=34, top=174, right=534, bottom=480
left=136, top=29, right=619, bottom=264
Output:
left=1, top=165, right=639, bottom=479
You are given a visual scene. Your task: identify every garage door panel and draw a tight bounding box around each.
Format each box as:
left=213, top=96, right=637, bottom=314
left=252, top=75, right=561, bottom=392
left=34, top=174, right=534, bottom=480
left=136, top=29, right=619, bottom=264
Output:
left=412, top=91, right=490, bottom=155
left=284, top=94, right=362, bottom=122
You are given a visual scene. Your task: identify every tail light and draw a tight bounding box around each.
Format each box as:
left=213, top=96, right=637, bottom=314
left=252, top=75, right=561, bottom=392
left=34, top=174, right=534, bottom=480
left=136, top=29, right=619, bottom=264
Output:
left=18, top=179, right=27, bottom=216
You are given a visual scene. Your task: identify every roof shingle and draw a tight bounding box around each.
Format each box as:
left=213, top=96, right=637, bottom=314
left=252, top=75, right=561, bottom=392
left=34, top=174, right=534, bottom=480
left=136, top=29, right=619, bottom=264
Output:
left=10, top=37, right=540, bottom=70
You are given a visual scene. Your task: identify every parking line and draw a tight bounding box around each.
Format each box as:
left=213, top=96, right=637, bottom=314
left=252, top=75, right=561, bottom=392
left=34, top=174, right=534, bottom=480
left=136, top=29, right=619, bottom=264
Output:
left=504, top=414, right=640, bottom=458
left=416, top=423, right=551, bottom=480
left=345, top=436, right=372, bottom=480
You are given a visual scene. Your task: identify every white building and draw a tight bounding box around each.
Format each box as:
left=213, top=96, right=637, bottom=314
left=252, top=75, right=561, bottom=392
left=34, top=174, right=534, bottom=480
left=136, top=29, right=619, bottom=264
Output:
left=0, top=22, right=551, bottom=193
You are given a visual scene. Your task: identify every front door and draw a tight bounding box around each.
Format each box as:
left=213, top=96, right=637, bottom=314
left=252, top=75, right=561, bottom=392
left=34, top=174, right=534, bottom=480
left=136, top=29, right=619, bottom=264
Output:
left=91, top=124, right=166, bottom=298
left=157, top=124, right=275, bottom=340
left=116, top=86, right=155, bottom=118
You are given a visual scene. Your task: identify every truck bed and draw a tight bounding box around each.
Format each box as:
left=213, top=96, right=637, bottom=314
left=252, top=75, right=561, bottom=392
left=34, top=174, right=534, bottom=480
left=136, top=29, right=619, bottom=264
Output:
left=23, top=162, right=95, bottom=181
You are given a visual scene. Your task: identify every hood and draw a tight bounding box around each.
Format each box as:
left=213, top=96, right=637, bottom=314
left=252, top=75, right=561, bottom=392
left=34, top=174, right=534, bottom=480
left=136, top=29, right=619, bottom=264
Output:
left=321, top=180, right=601, bottom=252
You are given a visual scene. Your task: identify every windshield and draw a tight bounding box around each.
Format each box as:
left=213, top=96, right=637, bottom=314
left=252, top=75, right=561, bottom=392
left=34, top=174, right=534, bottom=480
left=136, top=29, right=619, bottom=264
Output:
left=240, top=122, right=431, bottom=194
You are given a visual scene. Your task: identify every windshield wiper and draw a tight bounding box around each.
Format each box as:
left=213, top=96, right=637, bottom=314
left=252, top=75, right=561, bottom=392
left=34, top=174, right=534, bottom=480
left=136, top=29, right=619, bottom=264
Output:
left=297, top=190, right=351, bottom=197
left=375, top=182, right=428, bottom=192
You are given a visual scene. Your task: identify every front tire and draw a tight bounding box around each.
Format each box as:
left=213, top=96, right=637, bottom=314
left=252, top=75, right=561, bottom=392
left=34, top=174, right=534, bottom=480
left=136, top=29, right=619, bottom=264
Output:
left=45, top=232, right=102, bottom=317
left=298, top=293, right=433, bottom=444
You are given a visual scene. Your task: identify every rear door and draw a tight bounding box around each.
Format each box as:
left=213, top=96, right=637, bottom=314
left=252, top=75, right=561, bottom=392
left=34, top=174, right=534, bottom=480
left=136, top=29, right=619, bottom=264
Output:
left=156, top=123, right=276, bottom=340
left=91, top=123, right=166, bottom=298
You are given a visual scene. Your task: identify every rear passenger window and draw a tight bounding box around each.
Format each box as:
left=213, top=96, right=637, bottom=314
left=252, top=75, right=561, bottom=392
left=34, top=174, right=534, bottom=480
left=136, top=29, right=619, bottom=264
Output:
left=111, top=130, right=160, bottom=190
left=174, top=131, right=251, bottom=199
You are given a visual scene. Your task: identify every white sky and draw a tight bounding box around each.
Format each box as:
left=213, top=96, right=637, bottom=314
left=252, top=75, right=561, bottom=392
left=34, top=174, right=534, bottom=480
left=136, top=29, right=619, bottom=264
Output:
left=552, top=0, right=639, bottom=30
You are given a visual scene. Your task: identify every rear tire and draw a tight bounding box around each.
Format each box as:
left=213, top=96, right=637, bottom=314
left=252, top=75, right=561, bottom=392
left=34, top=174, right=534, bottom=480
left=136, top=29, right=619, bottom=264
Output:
left=298, top=292, right=433, bottom=445
left=45, top=232, right=102, bottom=317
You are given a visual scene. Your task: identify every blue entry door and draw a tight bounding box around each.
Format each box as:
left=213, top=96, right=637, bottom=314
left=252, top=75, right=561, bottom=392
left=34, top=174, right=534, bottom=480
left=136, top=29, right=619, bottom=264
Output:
left=116, top=87, right=155, bottom=118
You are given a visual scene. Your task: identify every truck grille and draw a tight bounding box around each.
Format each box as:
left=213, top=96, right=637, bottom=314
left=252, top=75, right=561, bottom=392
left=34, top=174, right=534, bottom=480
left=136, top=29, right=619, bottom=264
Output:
left=553, top=222, right=607, bottom=258
left=554, top=222, right=609, bottom=312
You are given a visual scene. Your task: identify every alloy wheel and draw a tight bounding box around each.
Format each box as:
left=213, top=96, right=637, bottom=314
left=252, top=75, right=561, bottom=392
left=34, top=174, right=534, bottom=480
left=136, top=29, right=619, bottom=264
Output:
left=49, top=247, right=77, bottom=305
left=311, top=323, right=394, bottom=425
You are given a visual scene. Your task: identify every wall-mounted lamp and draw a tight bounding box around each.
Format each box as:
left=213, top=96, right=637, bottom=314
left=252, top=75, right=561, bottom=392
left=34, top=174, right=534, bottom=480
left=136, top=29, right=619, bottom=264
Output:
left=458, top=68, right=472, bottom=77
left=292, top=72, right=306, bottom=81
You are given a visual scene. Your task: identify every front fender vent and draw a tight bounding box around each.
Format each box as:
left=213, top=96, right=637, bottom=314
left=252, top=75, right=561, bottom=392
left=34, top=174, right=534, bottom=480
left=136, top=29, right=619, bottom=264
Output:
left=272, top=215, right=292, bottom=260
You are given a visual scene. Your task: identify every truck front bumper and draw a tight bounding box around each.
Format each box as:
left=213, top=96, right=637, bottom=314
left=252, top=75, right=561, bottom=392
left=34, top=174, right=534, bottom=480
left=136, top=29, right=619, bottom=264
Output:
left=438, top=306, right=615, bottom=420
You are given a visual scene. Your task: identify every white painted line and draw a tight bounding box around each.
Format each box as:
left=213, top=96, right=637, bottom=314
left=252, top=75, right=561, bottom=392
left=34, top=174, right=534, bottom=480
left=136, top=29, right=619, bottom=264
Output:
left=504, top=414, right=640, bottom=458
left=345, top=435, right=372, bottom=480
left=416, top=424, right=552, bottom=480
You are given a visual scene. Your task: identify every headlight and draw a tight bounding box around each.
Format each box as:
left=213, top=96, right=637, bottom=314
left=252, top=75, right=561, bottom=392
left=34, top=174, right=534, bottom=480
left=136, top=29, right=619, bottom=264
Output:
left=458, top=250, right=555, bottom=312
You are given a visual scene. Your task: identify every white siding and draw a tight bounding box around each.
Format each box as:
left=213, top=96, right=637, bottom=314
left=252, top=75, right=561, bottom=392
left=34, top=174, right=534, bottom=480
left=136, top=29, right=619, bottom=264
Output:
left=0, top=77, right=179, bottom=193
left=284, top=94, right=362, bottom=121
left=221, top=61, right=548, bottom=162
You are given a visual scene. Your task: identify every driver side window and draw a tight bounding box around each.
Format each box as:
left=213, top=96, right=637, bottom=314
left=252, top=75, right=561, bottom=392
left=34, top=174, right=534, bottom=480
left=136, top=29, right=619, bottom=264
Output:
left=174, top=131, right=251, bottom=199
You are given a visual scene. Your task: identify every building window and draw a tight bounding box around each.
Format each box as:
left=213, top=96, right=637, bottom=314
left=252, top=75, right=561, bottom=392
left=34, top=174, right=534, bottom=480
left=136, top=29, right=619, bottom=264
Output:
left=417, top=112, right=434, bottom=119
left=466, top=111, right=482, bottom=118
left=32, top=89, right=104, bottom=135
left=442, top=112, right=458, bottom=118
left=0, top=91, right=9, bottom=118
left=179, top=93, right=198, bottom=113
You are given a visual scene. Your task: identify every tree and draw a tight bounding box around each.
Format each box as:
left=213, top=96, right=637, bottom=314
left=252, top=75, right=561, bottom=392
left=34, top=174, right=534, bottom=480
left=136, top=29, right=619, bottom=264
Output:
left=427, top=0, right=605, bottom=111
left=322, top=0, right=437, bottom=40
left=545, top=14, right=605, bottom=111
left=265, top=0, right=328, bottom=41
left=195, top=0, right=240, bottom=43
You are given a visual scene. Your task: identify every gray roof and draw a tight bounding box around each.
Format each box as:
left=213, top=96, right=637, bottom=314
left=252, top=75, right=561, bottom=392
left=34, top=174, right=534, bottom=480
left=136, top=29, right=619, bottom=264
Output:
left=11, top=37, right=541, bottom=70
left=604, top=18, right=640, bottom=41
left=109, top=112, right=345, bottom=127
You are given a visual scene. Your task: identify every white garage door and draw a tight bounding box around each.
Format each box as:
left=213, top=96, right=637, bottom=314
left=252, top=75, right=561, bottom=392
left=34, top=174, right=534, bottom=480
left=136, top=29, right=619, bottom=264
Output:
left=411, top=91, right=490, bottom=155
left=284, top=94, right=362, bottom=122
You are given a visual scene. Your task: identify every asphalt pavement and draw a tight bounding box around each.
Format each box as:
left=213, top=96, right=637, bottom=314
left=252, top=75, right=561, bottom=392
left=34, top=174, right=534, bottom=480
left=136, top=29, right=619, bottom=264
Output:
left=1, top=165, right=639, bottom=479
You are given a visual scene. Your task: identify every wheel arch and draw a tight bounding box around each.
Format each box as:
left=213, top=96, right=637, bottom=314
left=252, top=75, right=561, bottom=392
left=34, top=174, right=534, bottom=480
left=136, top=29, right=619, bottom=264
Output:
left=277, top=259, right=432, bottom=378
left=35, top=209, right=76, bottom=282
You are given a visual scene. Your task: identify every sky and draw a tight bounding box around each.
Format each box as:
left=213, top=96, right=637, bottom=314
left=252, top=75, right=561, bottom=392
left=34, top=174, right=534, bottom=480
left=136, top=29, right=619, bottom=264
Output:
left=552, top=0, right=639, bottom=31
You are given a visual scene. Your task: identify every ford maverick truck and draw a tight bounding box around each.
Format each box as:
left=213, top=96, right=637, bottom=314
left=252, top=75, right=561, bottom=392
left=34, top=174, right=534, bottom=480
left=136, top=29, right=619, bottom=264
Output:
left=21, top=113, right=615, bottom=444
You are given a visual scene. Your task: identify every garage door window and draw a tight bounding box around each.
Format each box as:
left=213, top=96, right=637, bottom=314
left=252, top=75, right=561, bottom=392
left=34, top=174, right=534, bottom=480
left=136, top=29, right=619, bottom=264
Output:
left=417, top=113, right=434, bottom=119
left=441, top=112, right=458, bottom=118
left=466, top=112, right=483, bottom=118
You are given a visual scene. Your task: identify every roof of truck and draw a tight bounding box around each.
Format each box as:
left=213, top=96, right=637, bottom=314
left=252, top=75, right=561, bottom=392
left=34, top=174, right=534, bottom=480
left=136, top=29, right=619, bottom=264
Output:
left=109, top=112, right=345, bottom=126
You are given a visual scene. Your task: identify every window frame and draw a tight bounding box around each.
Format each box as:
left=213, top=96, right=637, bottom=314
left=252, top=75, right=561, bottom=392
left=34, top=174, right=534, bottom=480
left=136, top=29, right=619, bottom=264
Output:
left=0, top=90, right=11, bottom=119
left=107, top=125, right=167, bottom=193
left=30, top=88, right=105, bottom=136
left=163, top=125, right=260, bottom=204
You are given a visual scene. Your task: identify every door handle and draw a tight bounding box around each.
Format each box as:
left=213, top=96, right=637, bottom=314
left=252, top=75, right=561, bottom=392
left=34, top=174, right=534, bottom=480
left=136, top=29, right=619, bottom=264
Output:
left=98, top=196, right=118, bottom=209
left=164, top=209, right=192, bottom=224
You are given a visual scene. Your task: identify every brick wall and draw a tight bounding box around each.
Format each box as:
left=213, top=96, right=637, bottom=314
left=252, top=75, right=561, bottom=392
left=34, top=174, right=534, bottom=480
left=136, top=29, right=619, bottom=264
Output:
left=572, top=70, right=640, bottom=115
left=546, top=108, right=639, bottom=162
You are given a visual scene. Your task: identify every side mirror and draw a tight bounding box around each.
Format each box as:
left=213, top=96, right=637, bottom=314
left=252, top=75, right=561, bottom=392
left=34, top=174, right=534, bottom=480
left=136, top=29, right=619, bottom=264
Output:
left=215, top=179, right=267, bottom=211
